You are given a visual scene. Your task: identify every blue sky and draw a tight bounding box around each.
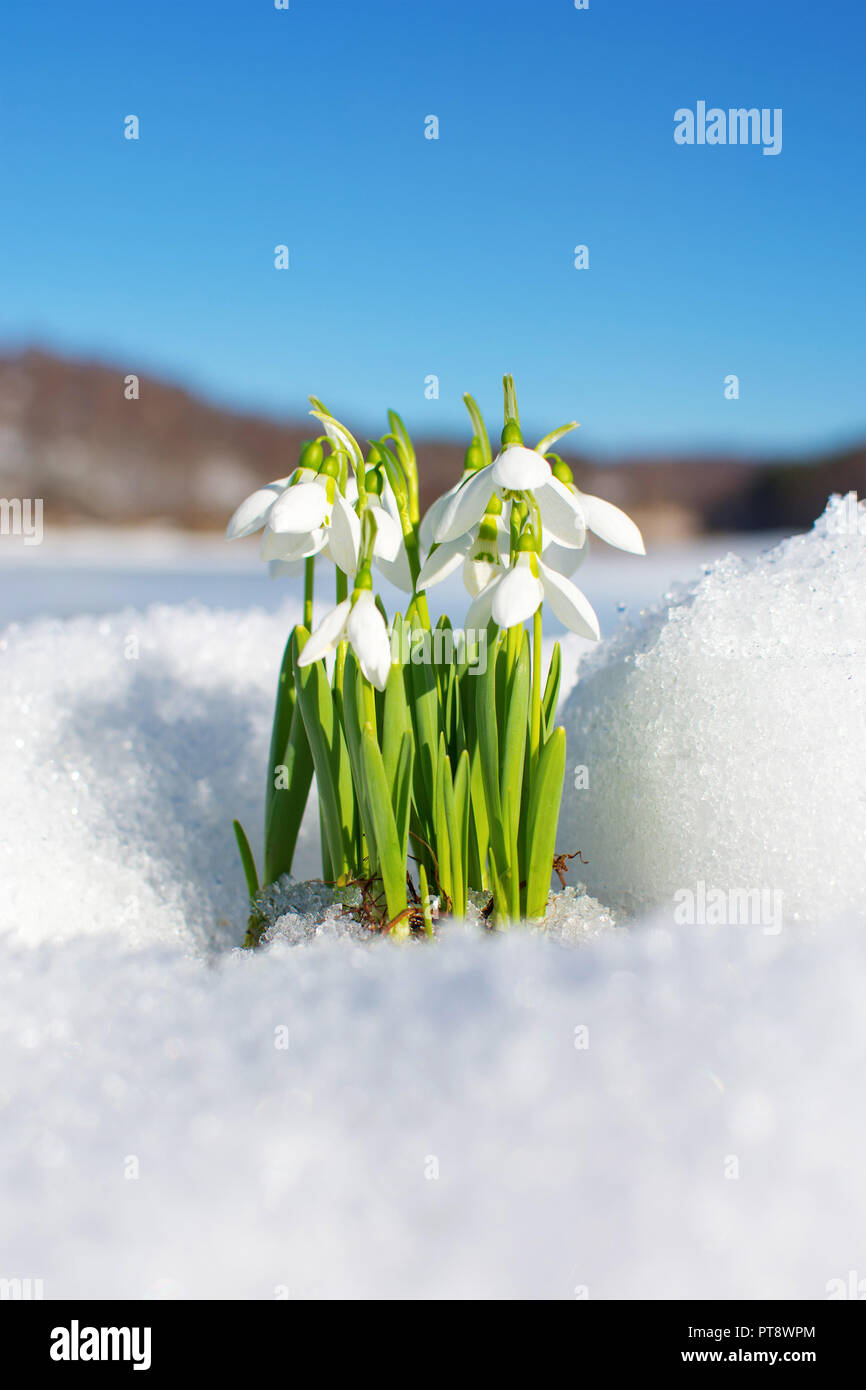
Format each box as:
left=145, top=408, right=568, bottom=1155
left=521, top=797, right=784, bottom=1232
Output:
left=1, top=0, right=864, bottom=455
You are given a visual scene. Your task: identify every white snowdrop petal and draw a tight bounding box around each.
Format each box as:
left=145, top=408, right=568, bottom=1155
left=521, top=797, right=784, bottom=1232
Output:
left=226, top=483, right=286, bottom=540
left=260, top=527, right=326, bottom=562
left=347, top=593, right=392, bottom=690
left=491, top=565, right=544, bottom=628
left=269, top=482, right=330, bottom=535
left=363, top=634, right=394, bottom=691
left=463, top=556, right=499, bottom=598
left=420, top=480, right=464, bottom=550
left=375, top=547, right=414, bottom=594
left=491, top=445, right=551, bottom=491
left=538, top=561, right=601, bottom=640
left=435, top=465, right=496, bottom=543
left=297, top=598, right=352, bottom=665
left=380, top=481, right=403, bottom=526
left=536, top=477, right=587, bottom=548
left=580, top=492, right=646, bottom=555
left=369, top=505, right=402, bottom=562
left=417, top=537, right=469, bottom=589
left=465, top=576, right=500, bottom=633
left=328, top=492, right=361, bottom=574
left=541, top=537, right=590, bottom=577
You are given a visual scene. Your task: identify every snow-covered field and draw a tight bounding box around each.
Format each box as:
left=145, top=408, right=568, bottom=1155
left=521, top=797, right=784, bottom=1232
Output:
left=1, top=504, right=863, bottom=1299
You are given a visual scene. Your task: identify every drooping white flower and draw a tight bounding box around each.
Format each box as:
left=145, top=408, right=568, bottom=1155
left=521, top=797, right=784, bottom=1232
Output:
left=465, top=545, right=601, bottom=641
left=433, top=443, right=645, bottom=558
left=226, top=444, right=368, bottom=577
left=434, top=444, right=585, bottom=547
left=296, top=586, right=392, bottom=691
left=349, top=471, right=413, bottom=593
left=226, top=471, right=306, bottom=540
left=545, top=455, right=645, bottom=556
left=419, top=436, right=487, bottom=551
left=262, top=472, right=360, bottom=573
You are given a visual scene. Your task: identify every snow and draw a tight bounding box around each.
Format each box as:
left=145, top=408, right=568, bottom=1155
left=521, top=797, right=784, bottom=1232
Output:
left=3, top=920, right=865, bottom=1299
left=1, top=506, right=863, bottom=1298
left=560, top=495, right=866, bottom=925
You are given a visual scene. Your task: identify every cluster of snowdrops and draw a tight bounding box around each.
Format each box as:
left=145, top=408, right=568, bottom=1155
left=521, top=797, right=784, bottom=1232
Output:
left=228, top=377, right=644, bottom=938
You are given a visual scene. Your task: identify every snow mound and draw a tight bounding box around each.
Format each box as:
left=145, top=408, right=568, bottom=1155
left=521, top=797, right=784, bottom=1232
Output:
left=2, top=918, right=865, bottom=1299
left=559, top=497, right=866, bottom=923
left=1, top=525, right=865, bottom=1298
left=0, top=599, right=321, bottom=951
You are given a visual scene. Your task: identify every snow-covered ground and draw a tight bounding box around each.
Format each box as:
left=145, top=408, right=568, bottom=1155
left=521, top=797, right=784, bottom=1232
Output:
left=1, top=506, right=863, bottom=1299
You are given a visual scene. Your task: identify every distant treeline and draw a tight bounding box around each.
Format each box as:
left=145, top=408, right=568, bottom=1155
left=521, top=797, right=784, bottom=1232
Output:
left=0, top=349, right=862, bottom=539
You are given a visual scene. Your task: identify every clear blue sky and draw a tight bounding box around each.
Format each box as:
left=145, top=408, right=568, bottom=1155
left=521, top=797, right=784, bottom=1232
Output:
left=1, top=0, right=864, bottom=456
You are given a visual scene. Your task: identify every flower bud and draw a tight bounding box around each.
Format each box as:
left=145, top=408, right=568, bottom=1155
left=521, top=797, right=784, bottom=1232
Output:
left=501, top=420, right=522, bottom=447
left=516, top=527, right=541, bottom=554
left=365, top=468, right=384, bottom=496
left=299, top=439, right=325, bottom=471
left=465, top=437, right=484, bottom=472
left=353, top=562, right=374, bottom=593
left=548, top=454, right=574, bottom=487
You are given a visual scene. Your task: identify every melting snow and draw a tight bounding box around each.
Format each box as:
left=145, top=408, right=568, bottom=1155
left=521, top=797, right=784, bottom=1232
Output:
left=1, top=502, right=863, bottom=1298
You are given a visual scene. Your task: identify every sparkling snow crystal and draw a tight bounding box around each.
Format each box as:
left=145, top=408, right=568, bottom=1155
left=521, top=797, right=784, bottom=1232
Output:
left=559, top=496, right=866, bottom=923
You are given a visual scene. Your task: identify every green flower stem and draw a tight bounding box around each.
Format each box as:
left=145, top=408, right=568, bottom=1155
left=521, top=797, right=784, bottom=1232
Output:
left=402, top=524, right=423, bottom=592
left=362, top=675, right=378, bottom=741
left=530, top=607, right=542, bottom=768
left=335, top=566, right=348, bottom=605
left=387, top=410, right=420, bottom=525
left=303, top=557, right=315, bottom=630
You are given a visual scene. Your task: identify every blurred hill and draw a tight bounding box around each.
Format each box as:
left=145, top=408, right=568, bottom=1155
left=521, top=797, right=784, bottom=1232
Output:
left=1, top=349, right=863, bottom=539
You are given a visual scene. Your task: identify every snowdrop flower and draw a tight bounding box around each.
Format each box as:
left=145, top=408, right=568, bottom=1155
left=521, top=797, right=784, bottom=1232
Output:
left=261, top=457, right=360, bottom=573
left=226, top=438, right=331, bottom=542
left=433, top=433, right=585, bottom=548
left=419, top=437, right=486, bottom=551
left=226, top=441, right=366, bottom=577
left=434, top=433, right=645, bottom=558
left=358, top=467, right=413, bottom=592
left=419, top=494, right=589, bottom=600
left=226, top=471, right=306, bottom=541
left=466, top=533, right=601, bottom=641
left=297, top=572, right=392, bottom=691
left=544, top=455, right=645, bottom=556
